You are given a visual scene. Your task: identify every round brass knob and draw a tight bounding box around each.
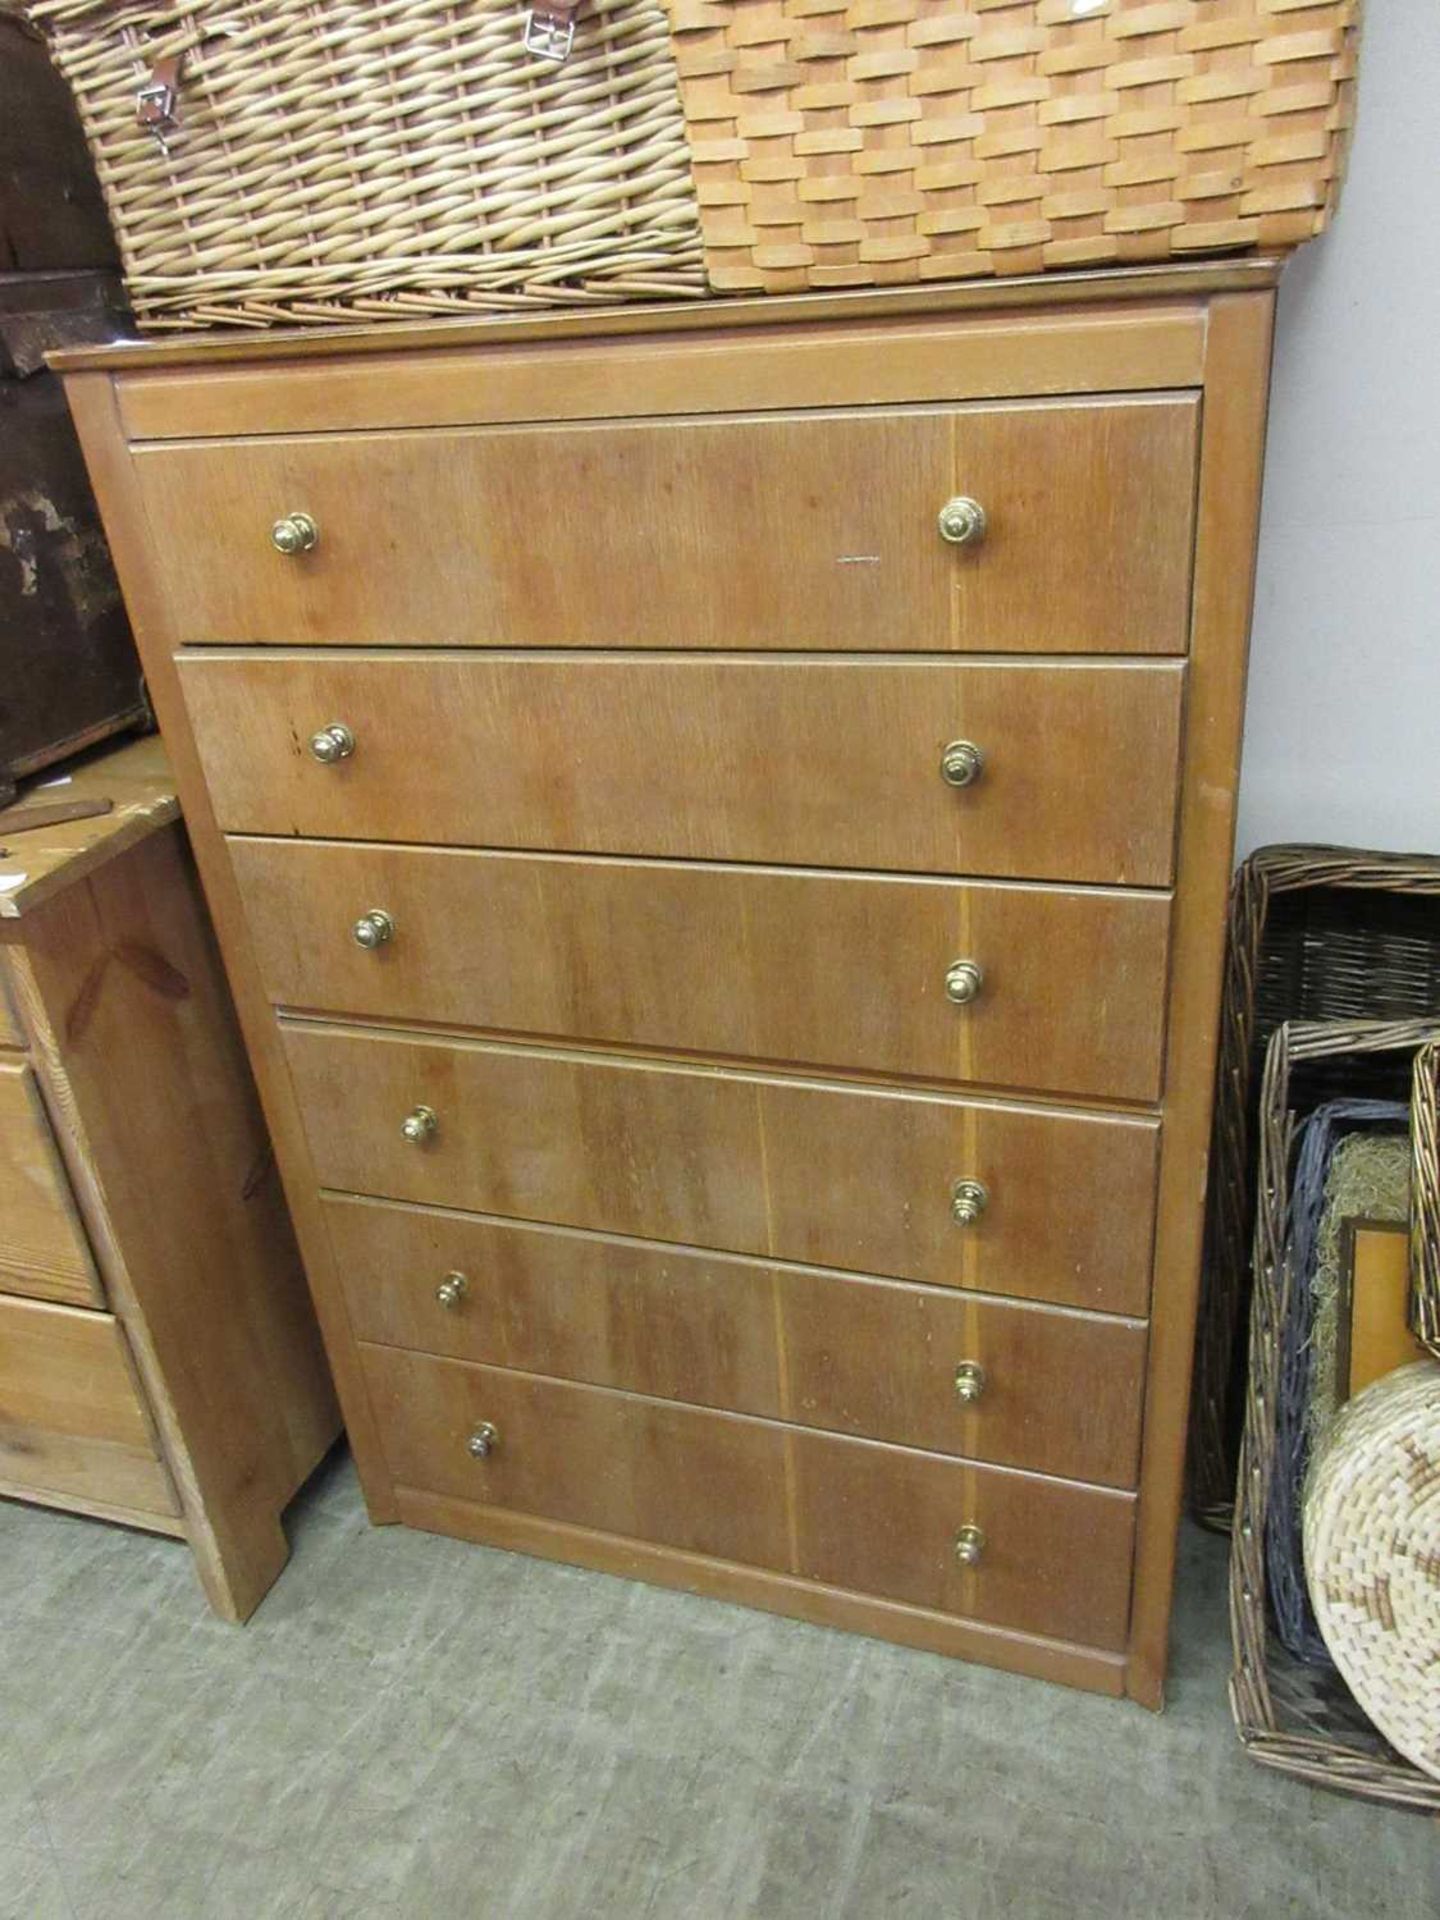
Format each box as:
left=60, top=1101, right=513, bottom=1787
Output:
left=954, top=1523, right=986, bottom=1567
left=309, top=723, right=355, bottom=765
left=954, top=1361, right=987, bottom=1405
left=939, top=740, right=985, bottom=789
left=951, top=1178, right=989, bottom=1227
left=945, top=959, right=984, bottom=1006
left=467, top=1421, right=499, bottom=1459
left=352, top=909, right=395, bottom=950
left=401, top=1104, right=438, bottom=1145
left=272, top=511, right=319, bottom=556
left=937, top=496, right=987, bottom=547
left=436, top=1272, right=468, bottom=1309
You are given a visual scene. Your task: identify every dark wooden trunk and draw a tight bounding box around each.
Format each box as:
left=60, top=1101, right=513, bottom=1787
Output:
left=0, top=19, right=147, bottom=805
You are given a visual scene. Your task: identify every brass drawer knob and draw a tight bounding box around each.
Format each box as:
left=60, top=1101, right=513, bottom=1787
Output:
left=937, top=496, right=987, bottom=547
left=467, top=1421, right=499, bottom=1459
left=939, top=739, right=984, bottom=789
left=436, top=1271, right=468, bottom=1309
left=309, top=722, right=355, bottom=764
left=272, top=511, right=318, bottom=555
left=954, top=1361, right=987, bottom=1404
left=954, top=1523, right=986, bottom=1567
left=401, top=1104, right=438, bottom=1145
left=951, top=1178, right=989, bottom=1226
left=945, top=959, right=984, bottom=1005
left=352, top=909, right=395, bottom=950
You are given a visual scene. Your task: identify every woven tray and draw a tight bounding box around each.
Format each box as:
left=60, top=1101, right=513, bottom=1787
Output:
left=1230, top=1016, right=1440, bottom=1812
left=1189, top=847, right=1440, bottom=1530
left=671, top=0, right=1360, bottom=295
left=1303, top=1361, right=1440, bottom=1786
left=19, top=1, right=707, bottom=330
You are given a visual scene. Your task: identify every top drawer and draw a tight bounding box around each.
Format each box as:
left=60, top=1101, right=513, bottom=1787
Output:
left=135, top=397, right=1197, bottom=655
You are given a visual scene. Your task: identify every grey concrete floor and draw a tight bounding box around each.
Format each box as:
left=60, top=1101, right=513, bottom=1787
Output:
left=2, top=1453, right=1434, bottom=1920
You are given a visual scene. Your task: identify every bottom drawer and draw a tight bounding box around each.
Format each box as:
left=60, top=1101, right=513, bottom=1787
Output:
left=0, top=1293, right=178, bottom=1521
left=362, top=1343, right=1135, bottom=1650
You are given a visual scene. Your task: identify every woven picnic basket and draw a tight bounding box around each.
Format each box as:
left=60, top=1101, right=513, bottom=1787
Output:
left=670, top=0, right=1362, bottom=294
left=1229, top=1016, right=1440, bottom=1811
left=15, top=0, right=707, bottom=329
left=22, top=1, right=1360, bottom=330
left=1189, top=847, right=1440, bottom=1532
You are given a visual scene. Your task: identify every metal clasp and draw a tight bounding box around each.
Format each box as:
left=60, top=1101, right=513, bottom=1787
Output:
left=132, top=49, right=182, bottom=151
left=522, top=6, right=577, bottom=63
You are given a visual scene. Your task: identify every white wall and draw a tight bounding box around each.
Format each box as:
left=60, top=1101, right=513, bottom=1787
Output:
left=1235, top=1, right=1440, bottom=858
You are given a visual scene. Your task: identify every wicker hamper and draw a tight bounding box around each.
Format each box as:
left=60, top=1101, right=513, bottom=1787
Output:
left=1189, top=848, right=1440, bottom=1531
left=1230, top=1017, right=1440, bottom=1812
left=16, top=0, right=707, bottom=329
left=670, top=0, right=1361, bottom=294
left=24, top=0, right=1360, bottom=327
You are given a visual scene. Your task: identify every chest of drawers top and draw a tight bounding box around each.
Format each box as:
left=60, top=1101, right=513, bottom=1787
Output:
left=59, top=261, right=1277, bottom=1706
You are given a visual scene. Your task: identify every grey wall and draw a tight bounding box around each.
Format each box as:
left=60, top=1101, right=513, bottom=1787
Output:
left=1235, top=1, right=1440, bottom=858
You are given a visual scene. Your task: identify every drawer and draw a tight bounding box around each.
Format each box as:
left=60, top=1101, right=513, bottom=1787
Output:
left=0, top=1293, right=178, bottom=1521
left=0, top=956, right=22, bottom=1049
left=235, top=840, right=1172, bottom=1101
left=137, top=397, right=1197, bottom=655
left=361, top=1344, right=792, bottom=1572
left=289, top=1024, right=1159, bottom=1315
left=360, top=1341, right=1134, bottom=1648
left=790, top=1428, right=1136, bottom=1651
left=0, top=1059, right=102, bottom=1309
left=182, top=654, right=1185, bottom=888
left=327, top=1195, right=1148, bottom=1486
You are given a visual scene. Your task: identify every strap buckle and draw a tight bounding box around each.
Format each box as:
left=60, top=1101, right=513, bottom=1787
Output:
left=133, top=53, right=182, bottom=151
left=522, top=5, right=578, bottom=63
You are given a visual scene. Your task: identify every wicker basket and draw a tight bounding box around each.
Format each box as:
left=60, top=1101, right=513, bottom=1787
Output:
left=1230, top=1016, right=1440, bottom=1812
left=670, top=0, right=1361, bottom=295
left=1189, top=847, right=1440, bottom=1531
left=19, top=0, right=706, bottom=330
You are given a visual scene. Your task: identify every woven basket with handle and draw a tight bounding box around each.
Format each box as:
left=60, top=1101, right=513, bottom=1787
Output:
left=19, top=0, right=706, bottom=329
left=670, top=0, right=1361, bottom=294
left=1230, top=1016, right=1440, bottom=1812
left=1189, top=847, right=1440, bottom=1533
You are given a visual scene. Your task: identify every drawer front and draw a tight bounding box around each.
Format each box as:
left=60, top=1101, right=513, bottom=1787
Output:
left=182, top=654, right=1185, bottom=887
left=137, top=397, right=1196, bottom=655
left=328, top=1196, right=1147, bottom=1487
left=790, top=1429, right=1136, bottom=1650
left=288, top=1024, right=1159, bottom=1315
left=361, top=1340, right=1134, bottom=1647
left=0, top=956, right=22, bottom=1050
left=0, top=1293, right=178, bottom=1519
left=0, top=1060, right=102, bottom=1308
left=361, top=1344, right=792, bottom=1572
left=235, top=839, right=1172, bottom=1101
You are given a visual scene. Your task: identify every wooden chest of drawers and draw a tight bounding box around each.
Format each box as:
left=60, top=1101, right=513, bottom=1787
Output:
left=60, top=261, right=1276, bottom=1702
left=0, top=738, right=339, bottom=1615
